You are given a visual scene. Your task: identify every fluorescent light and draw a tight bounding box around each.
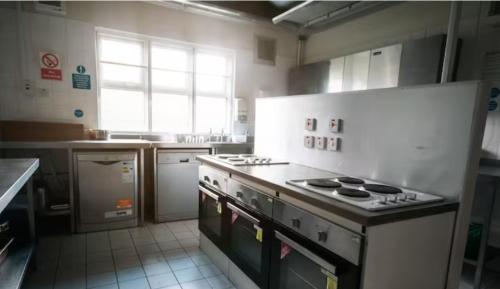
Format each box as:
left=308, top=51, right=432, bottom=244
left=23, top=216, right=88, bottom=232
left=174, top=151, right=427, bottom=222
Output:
left=169, top=0, right=241, bottom=17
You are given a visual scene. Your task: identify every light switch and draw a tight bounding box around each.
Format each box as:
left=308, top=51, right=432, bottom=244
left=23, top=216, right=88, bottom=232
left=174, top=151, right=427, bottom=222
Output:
left=304, top=136, right=314, bottom=148
left=329, top=118, right=342, bottom=133
left=327, top=137, right=340, bottom=151
left=305, top=118, right=317, bottom=131
left=315, top=136, right=326, bottom=150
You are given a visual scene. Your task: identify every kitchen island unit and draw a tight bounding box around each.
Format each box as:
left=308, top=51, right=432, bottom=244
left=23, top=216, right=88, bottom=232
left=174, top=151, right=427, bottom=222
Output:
left=196, top=155, right=459, bottom=289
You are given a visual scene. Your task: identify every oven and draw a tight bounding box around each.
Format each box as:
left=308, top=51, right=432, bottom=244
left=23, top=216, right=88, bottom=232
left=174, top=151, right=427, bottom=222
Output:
left=198, top=165, right=229, bottom=250
left=271, top=199, right=362, bottom=289
left=226, top=179, right=274, bottom=289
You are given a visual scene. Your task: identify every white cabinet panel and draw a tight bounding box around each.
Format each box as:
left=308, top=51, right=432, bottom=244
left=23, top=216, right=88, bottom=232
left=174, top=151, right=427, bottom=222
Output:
left=327, top=57, right=345, bottom=93
left=368, top=44, right=402, bottom=89
left=342, top=51, right=370, bottom=92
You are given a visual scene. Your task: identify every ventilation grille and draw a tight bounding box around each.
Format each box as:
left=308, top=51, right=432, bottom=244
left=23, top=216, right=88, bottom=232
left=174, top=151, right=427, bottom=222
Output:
left=254, top=35, right=276, bottom=66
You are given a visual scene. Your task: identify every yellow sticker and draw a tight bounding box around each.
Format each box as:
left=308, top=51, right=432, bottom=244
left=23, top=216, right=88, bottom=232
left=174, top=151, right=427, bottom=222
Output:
left=254, top=225, right=263, bottom=242
left=217, top=203, right=222, bottom=214
left=326, top=275, right=338, bottom=289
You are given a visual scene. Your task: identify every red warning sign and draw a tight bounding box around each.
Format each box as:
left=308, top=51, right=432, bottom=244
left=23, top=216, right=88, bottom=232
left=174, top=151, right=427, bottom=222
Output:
left=40, top=52, right=62, bottom=80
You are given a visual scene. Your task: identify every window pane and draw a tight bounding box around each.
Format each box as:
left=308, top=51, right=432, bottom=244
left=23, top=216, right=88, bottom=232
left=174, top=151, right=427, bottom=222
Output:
left=196, top=74, right=228, bottom=95
left=152, top=46, right=190, bottom=71
left=152, top=93, right=191, bottom=133
left=196, top=96, right=226, bottom=133
left=196, top=53, right=228, bottom=75
left=152, top=69, right=189, bottom=91
left=100, top=88, right=146, bottom=131
left=101, top=63, right=144, bottom=85
left=100, top=38, right=143, bottom=66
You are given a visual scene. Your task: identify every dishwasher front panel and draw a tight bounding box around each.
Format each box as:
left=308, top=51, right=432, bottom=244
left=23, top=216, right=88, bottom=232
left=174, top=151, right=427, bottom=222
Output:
left=156, top=150, right=208, bottom=222
left=75, top=152, right=138, bottom=232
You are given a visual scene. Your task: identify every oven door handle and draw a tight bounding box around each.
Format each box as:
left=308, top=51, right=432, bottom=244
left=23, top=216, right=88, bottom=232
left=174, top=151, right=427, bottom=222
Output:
left=199, top=186, right=219, bottom=201
left=227, top=202, right=260, bottom=225
left=275, top=230, right=337, bottom=275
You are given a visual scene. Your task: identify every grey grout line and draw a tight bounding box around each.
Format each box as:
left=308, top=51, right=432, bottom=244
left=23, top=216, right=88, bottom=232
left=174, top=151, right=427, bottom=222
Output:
left=107, top=230, right=121, bottom=289
left=50, top=235, right=63, bottom=289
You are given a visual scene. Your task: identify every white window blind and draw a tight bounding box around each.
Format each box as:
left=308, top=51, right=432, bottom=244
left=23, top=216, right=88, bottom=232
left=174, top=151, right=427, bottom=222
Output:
left=97, top=31, right=234, bottom=133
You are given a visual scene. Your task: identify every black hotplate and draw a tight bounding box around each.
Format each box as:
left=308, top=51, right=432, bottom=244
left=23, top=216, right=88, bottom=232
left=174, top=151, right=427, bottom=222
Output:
left=336, top=177, right=365, bottom=185
left=337, top=188, right=370, bottom=198
left=306, top=179, right=341, bottom=188
left=363, top=184, right=402, bottom=195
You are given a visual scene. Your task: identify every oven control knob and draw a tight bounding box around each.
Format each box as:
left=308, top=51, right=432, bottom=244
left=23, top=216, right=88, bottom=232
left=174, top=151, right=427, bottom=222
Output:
left=291, top=218, right=301, bottom=228
left=407, top=193, right=417, bottom=200
left=399, top=194, right=407, bottom=201
left=378, top=196, right=387, bottom=204
left=317, top=231, right=328, bottom=242
left=236, top=191, right=243, bottom=198
left=388, top=195, right=398, bottom=203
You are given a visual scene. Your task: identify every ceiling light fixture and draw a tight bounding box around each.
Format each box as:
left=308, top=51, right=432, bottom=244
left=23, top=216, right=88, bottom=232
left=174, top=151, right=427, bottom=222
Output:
left=169, top=0, right=241, bottom=17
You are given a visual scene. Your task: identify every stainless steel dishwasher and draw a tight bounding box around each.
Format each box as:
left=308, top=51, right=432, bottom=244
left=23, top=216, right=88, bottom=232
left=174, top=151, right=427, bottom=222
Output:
left=74, top=151, right=138, bottom=232
left=155, top=149, right=209, bottom=222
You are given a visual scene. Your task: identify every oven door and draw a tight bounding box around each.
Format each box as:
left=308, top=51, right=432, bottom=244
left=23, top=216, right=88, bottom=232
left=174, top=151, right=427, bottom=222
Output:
left=270, top=227, right=361, bottom=289
left=226, top=201, right=272, bottom=289
left=199, top=185, right=226, bottom=250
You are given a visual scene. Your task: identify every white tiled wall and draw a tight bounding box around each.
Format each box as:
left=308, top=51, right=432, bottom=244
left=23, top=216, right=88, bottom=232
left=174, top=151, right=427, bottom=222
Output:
left=0, top=3, right=297, bottom=133
left=0, top=8, right=98, bottom=128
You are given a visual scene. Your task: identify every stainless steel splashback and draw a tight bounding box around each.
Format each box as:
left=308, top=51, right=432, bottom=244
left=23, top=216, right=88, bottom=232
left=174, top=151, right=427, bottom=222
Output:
left=255, top=81, right=490, bottom=199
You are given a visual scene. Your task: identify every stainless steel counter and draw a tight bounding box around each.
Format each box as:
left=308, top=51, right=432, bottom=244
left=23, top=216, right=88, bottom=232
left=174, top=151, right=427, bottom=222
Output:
left=0, top=159, right=39, bottom=214
left=0, top=140, right=253, bottom=150
left=196, top=155, right=459, bottom=227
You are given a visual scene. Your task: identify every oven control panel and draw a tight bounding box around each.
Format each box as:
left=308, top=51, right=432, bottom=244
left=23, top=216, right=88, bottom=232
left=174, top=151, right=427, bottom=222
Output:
left=273, top=200, right=362, bottom=266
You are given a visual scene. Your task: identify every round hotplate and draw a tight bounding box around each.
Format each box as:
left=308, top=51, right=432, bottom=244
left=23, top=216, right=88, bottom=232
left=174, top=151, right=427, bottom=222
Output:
left=217, top=154, right=237, bottom=159
left=363, top=184, right=402, bottom=195
left=239, top=154, right=256, bottom=158
left=337, top=188, right=370, bottom=198
left=306, top=179, right=341, bottom=188
left=227, top=158, right=245, bottom=162
left=337, top=177, right=365, bottom=185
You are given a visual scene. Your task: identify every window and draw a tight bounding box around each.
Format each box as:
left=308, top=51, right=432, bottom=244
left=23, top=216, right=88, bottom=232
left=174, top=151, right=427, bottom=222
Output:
left=97, top=31, right=234, bottom=133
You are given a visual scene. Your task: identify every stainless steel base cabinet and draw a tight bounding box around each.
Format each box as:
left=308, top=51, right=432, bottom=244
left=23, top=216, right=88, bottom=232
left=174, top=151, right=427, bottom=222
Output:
left=156, top=149, right=208, bottom=222
left=75, top=152, right=138, bottom=233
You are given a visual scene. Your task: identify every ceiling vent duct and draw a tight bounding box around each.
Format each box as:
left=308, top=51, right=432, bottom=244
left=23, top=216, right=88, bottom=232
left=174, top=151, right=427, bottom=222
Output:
left=273, top=0, right=399, bottom=35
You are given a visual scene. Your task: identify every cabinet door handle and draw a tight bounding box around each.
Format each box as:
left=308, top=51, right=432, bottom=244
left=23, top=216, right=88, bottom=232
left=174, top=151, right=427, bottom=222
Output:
left=179, top=158, right=189, bottom=163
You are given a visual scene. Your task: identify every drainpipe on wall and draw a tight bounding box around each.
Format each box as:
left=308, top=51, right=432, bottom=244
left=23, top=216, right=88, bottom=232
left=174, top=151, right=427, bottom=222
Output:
left=296, top=35, right=307, bottom=66
left=441, top=1, right=462, bottom=83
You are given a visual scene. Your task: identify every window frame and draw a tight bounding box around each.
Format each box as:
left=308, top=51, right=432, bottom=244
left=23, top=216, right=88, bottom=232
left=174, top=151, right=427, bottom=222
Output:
left=96, top=28, right=235, bottom=134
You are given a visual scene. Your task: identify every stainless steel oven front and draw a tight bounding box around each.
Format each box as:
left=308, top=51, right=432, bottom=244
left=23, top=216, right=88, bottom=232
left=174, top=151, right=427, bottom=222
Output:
left=226, top=179, right=274, bottom=289
left=271, top=199, right=363, bottom=289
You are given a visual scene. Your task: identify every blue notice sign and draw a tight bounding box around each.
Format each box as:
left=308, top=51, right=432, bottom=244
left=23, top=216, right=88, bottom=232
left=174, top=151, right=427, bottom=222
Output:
left=74, top=109, right=84, bottom=118
left=72, top=65, right=91, bottom=90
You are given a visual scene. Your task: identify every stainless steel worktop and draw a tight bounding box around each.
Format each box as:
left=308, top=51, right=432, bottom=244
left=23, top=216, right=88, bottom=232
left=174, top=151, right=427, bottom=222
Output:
left=196, top=155, right=459, bottom=226
left=0, top=140, right=253, bottom=150
left=0, top=158, right=39, bottom=215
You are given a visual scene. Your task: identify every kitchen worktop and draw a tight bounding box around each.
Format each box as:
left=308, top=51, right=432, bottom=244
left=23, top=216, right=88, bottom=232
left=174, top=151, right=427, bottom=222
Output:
left=0, top=158, right=39, bottom=214
left=0, top=140, right=253, bottom=150
left=196, top=155, right=459, bottom=226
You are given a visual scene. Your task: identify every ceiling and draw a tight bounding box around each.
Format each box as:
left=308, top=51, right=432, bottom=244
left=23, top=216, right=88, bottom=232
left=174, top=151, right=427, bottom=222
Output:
left=204, top=1, right=303, bottom=20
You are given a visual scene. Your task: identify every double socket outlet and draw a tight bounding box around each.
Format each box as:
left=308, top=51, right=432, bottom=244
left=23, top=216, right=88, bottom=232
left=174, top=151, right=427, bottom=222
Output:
left=304, top=117, right=342, bottom=151
left=304, top=136, right=339, bottom=151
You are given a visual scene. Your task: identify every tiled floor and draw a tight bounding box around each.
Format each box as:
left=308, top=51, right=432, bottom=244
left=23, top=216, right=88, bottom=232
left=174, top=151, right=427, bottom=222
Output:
left=23, top=220, right=236, bottom=289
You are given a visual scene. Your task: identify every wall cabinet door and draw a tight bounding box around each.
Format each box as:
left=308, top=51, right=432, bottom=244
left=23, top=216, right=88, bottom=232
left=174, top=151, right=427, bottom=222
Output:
left=327, top=57, right=345, bottom=93
left=367, top=44, right=402, bottom=89
left=342, top=51, right=370, bottom=92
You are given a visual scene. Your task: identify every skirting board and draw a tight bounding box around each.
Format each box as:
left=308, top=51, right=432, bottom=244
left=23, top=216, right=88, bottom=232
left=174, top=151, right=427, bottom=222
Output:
left=200, top=233, right=259, bottom=289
